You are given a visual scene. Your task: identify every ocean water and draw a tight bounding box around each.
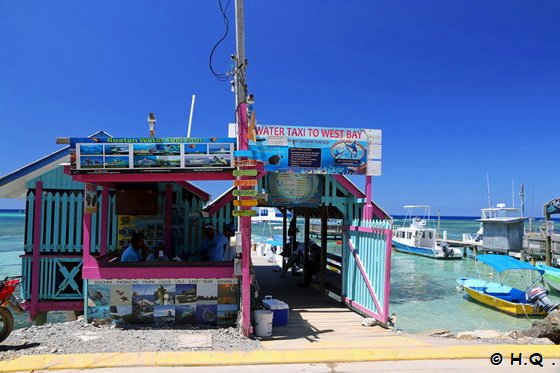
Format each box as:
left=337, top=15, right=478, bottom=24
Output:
left=1, top=211, right=558, bottom=333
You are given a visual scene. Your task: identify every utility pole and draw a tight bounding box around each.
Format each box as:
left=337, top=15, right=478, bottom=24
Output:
left=234, top=0, right=252, bottom=336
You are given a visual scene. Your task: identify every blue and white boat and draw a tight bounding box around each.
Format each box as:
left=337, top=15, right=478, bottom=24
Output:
left=392, top=205, right=462, bottom=259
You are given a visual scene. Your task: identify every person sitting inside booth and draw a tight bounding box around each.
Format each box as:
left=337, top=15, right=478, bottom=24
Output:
left=199, top=223, right=223, bottom=261
left=146, top=241, right=169, bottom=262
left=221, top=223, right=236, bottom=261
left=121, top=232, right=146, bottom=262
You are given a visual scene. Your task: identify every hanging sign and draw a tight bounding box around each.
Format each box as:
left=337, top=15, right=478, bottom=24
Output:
left=84, top=183, right=98, bottom=214
left=232, top=190, right=257, bottom=197
left=233, top=179, right=257, bottom=187
left=233, top=159, right=257, bottom=167
left=265, top=173, right=322, bottom=207
left=233, top=150, right=254, bottom=158
left=249, top=125, right=382, bottom=175
left=232, top=210, right=258, bottom=217
left=545, top=198, right=560, bottom=215
left=69, top=137, right=236, bottom=174
left=233, top=199, right=258, bottom=207
left=232, top=169, right=258, bottom=177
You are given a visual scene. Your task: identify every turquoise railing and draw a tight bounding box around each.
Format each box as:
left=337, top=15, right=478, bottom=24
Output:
left=21, top=256, right=83, bottom=300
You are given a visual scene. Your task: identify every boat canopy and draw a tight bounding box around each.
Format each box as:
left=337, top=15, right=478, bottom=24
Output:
left=476, top=254, right=544, bottom=274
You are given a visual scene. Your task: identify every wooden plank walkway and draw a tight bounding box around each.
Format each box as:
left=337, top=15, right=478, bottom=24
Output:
left=251, top=254, right=432, bottom=350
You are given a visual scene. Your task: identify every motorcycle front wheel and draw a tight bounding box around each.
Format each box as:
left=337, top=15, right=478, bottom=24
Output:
left=0, top=307, right=14, bottom=343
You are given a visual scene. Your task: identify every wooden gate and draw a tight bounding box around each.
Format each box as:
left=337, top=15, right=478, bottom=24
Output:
left=342, top=219, right=392, bottom=323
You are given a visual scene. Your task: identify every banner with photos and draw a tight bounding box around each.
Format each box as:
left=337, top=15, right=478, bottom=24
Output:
left=86, top=278, right=239, bottom=326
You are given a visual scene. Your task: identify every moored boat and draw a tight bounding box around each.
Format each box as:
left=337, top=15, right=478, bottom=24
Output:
left=393, top=205, right=462, bottom=259
left=457, top=254, right=559, bottom=316
left=536, top=264, right=560, bottom=293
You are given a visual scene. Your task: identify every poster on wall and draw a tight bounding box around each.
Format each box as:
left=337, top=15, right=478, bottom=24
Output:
left=265, top=173, right=322, bottom=207
left=248, top=125, right=382, bottom=175
left=86, top=278, right=239, bottom=326
left=117, top=215, right=164, bottom=250
left=69, top=137, right=236, bottom=174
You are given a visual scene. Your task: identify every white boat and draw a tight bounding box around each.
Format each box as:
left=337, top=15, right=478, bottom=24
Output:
left=252, top=207, right=285, bottom=223
left=392, top=205, right=462, bottom=259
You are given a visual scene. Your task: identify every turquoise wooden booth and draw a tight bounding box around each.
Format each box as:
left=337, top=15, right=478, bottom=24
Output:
left=0, top=132, right=238, bottom=325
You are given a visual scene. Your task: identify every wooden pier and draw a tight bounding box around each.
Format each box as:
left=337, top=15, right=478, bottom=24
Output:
left=522, top=233, right=560, bottom=263
left=252, top=255, right=421, bottom=350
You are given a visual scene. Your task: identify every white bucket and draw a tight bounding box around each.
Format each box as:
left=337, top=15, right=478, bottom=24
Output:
left=253, top=310, right=273, bottom=337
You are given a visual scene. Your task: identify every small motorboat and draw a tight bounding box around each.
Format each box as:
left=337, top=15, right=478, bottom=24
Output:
left=457, top=254, right=559, bottom=316
left=536, top=264, right=560, bottom=293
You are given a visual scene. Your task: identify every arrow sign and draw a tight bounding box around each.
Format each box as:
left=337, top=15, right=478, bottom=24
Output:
left=234, top=159, right=257, bottom=167
left=233, top=150, right=254, bottom=158
left=233, top=190, right=257, bottom=197
left=233, top=179, right=257, bottom=187
left=233, top=199, right=258, bottom=207
left=233, top=169, right=258, bottom=177
left=232, top=209, right=258, bottom=217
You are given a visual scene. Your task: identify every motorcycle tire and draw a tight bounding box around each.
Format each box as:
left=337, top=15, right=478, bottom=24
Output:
left=0, top=307, right=14, bottom=343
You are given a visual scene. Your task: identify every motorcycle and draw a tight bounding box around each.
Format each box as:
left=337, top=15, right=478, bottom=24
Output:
left=0, top=276, right=24, bottom=343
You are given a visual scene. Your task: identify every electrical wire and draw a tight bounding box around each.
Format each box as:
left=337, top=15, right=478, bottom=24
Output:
left=209, top=0, right=233, bottom=81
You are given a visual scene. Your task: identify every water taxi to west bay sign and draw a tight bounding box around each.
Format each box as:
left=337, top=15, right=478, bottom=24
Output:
left=69, top=137, right=236, bottom=174
left=248, top=125, right=382, bottom=176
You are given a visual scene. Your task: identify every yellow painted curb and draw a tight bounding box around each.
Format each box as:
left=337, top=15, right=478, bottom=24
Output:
left=1, top=345, right=559, bottom=372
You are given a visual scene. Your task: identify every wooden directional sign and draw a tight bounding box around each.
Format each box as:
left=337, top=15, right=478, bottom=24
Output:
left=233, top=179, right=257, bottom=187
left=232, top=169, right=258, bottom=177
left=232, top=209, right=258, bottom=217
left=234, top=159, right=257, bottom=167
left=233, top=199, right=258, bottom=207
left=233, top=150, right=254, bottom=158
left=233, top=189, right=257, bottom=197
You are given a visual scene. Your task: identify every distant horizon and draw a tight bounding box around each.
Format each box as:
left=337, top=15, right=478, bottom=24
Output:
left=1, top=208, right=557, bottom=221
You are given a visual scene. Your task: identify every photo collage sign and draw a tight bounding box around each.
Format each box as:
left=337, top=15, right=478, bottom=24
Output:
left=86, top=278, right=239, bottom=326
left=69, top=137, right=235, bottom=174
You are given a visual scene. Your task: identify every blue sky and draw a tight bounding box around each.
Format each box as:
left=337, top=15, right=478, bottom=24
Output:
left=1, top=0, right=559, bottom=216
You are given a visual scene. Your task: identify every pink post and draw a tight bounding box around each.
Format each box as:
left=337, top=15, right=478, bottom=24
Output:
left=82, top=206, right=94, bottom=270
left=383, top=228, right=393, bottom=321
left=164, top=184, right=173, bottom=257
left=30, top=181, right=43, bottom=320
left=99, top=188, right=109, bottom=256
left=362, top=176, right=373, bottom=220
left=237, top=101, right=252, bottom=336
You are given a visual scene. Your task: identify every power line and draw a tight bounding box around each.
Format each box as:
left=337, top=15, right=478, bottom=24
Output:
left=209, top=0, right=233, bottom=82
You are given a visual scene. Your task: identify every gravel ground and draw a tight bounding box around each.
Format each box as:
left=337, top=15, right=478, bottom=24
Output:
left=0, top=320, right=262, bottom=361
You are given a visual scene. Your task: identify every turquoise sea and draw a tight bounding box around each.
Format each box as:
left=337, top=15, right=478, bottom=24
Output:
left=1, top=211, right=558, bottom=333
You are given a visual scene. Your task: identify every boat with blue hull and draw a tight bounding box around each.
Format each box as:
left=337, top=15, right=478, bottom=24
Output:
left=457, top=254, right=559, bottom=316
left=392, top=205, right=462, bottom=259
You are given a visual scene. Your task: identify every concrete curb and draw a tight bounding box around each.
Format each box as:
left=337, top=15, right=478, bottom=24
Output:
left=1, top=345, right=559, bottom=372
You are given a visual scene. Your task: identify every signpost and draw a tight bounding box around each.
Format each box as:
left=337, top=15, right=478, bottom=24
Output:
left=233, top=199, right=258, bottom=207
left=233, top=179, right=257, bottom=187
left=232, top=169, right=258, bottom=177
left=232, top=210, right=257, bottom=217
left=232, top=190, right=257, bottom=197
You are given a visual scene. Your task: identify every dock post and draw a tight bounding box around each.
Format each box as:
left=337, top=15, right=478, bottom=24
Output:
left=30, top=181, right=43, bottom=324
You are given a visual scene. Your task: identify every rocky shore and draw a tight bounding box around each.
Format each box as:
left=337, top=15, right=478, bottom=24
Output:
left=0, top=320, right=262, bottom=361
left=427, top=311, right=560, bottom=345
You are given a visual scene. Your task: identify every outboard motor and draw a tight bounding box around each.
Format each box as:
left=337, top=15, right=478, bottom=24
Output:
left=527, top=286, right=559, bottom=313
left=441, top=242, right=452, bottom=258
